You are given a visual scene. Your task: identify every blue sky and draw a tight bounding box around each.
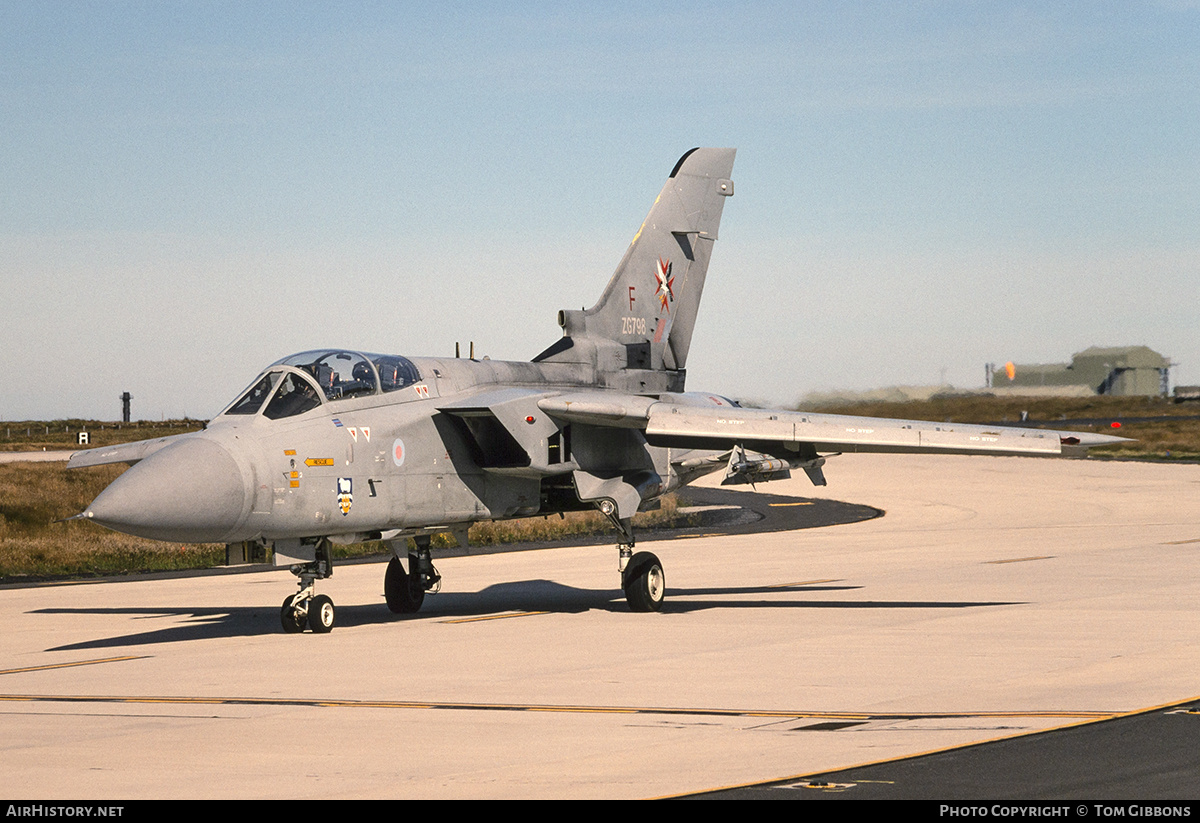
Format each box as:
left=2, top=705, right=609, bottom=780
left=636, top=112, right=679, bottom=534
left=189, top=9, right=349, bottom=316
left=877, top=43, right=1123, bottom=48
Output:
left=3, top=2, right=1198, bottom=420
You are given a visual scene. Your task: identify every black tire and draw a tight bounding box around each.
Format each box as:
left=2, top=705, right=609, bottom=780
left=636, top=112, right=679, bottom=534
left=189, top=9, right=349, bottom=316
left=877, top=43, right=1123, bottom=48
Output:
left=309, top=594, right=335, bottom=633
left=622, top=551, right=665, bottom=612
left=280, top=596, right=307, bottom=633
left=384, top=556, right=425, bottom=614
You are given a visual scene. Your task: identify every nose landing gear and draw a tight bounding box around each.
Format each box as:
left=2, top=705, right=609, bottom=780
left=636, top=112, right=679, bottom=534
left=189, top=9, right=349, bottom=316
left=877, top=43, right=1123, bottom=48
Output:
left=280, top=538, right=337, bottom=633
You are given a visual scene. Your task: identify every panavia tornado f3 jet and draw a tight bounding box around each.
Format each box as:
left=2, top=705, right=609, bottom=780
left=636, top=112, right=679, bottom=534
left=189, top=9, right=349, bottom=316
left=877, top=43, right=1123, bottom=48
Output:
left=67, top=148, right=1126, bottom=633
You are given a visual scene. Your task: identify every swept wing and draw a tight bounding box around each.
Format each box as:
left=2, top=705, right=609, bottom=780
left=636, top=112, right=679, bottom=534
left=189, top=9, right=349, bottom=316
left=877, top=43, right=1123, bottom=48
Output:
left=539, top=392, right=1128, bottom=468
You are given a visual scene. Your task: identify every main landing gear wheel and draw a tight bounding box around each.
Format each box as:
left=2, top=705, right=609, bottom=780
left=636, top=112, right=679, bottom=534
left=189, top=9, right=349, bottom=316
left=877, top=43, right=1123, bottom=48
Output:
left=280, top=595, right=307, bottom=633
left=622, top=551, right=665, bottom=612
left=384, top=556, right=425, bottom=614
left=308, top=594, right=336, bottom=633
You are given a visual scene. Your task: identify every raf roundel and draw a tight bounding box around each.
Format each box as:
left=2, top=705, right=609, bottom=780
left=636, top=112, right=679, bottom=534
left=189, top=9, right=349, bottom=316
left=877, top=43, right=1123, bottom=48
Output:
left=392, top=438, right=406, bottom=467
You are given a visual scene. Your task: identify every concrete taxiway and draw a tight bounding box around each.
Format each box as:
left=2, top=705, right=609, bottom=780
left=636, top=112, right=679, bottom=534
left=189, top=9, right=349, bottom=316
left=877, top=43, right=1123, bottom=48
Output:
left=1, top=454, right=1197, bottom=798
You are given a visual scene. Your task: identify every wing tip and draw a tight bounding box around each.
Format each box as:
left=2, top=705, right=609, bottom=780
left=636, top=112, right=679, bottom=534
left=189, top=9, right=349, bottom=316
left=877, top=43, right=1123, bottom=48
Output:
left=1059, top=432, right=1134, bottom=448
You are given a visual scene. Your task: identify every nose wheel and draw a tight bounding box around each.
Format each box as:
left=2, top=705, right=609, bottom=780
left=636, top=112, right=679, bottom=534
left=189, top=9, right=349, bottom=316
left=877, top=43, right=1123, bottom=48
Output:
left=280, top=594, right=308, bottom=633
left=308, top=594, right=336, bottom=633
left=279, top=590, right=338, bottom=633
left=281, top=590, right=337, bottom=634
left=280, top=539, right=337, bottom=633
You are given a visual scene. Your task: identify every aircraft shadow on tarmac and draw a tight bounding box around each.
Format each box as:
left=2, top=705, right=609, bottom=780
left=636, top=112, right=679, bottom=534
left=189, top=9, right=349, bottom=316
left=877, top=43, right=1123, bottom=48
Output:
left=34, top=490, right=1016, bottom=651
left=37, top=583, right=1021, bottom=652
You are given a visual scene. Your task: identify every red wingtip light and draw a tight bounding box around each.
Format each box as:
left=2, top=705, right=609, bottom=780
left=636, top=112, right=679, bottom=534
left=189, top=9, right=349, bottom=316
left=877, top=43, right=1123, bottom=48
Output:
left=1110, top=421, right=1122, bottom=429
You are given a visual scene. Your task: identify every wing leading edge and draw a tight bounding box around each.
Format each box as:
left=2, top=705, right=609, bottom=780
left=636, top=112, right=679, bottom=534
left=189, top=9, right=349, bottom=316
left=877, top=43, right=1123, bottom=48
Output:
left=66, top=434, right=193, bottom=469
left=642, top=404, right=1124, bottom=455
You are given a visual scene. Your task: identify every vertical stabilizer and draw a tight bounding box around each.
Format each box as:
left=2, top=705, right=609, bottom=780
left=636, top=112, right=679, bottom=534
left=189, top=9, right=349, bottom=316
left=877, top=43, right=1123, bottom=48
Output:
left=535, top=148, right=736, bottom=392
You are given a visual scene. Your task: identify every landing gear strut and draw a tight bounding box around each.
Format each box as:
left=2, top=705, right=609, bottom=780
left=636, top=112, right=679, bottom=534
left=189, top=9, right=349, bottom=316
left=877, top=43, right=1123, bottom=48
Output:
left=280, top=538, right=336, bottom=633
left=599, top=500, right=666, bottom=613
left=384, top=535, right=441, bottom=615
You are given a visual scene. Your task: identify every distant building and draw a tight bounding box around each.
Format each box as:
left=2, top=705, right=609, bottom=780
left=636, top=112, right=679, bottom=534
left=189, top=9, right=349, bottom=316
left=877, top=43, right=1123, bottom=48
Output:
left=990, top=346, right=1171, bottom=397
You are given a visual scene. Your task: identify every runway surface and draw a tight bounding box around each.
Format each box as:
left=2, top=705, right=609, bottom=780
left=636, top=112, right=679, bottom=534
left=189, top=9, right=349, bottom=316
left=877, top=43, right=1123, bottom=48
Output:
left=2, top=454, right=1197, bottom=798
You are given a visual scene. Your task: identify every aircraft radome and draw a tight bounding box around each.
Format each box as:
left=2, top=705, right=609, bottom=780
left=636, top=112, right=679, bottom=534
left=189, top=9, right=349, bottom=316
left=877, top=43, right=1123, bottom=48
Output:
left=66, top=148, right=1127, bottom=633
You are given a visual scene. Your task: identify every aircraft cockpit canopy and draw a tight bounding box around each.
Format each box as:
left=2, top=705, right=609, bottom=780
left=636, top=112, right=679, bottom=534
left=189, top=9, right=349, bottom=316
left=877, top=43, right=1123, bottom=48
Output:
left=223, top=350, right=422, bottom=419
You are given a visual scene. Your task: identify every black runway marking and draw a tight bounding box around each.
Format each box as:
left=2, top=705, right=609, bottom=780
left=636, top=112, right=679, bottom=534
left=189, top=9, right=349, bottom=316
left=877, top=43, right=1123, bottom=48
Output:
left=677, top=696, right=1200, bottom=800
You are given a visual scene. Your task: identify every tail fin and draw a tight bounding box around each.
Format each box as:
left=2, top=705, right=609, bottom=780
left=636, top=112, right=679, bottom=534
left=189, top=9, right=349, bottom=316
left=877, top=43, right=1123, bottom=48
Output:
left=534, top=147, right=736, bottom=393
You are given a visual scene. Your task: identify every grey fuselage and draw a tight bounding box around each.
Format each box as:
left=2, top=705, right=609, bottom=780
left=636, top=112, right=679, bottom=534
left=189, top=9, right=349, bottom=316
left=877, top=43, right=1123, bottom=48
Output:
left=81, top=353, right=722, bottom=546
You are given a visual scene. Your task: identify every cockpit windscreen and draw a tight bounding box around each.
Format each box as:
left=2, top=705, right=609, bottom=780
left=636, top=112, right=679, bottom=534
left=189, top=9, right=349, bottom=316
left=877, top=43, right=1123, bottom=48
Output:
left=225, top=372, right=282, bottom=415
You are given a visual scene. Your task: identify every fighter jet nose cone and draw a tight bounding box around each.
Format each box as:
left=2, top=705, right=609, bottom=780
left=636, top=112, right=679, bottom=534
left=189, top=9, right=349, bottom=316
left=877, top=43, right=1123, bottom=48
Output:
left=85, top=438, right=249, bottom=542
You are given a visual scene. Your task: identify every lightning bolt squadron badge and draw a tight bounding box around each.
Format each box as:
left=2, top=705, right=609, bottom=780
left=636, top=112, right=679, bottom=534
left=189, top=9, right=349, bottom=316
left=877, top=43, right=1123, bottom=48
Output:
left=654, top=257, right=674, bottom=313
